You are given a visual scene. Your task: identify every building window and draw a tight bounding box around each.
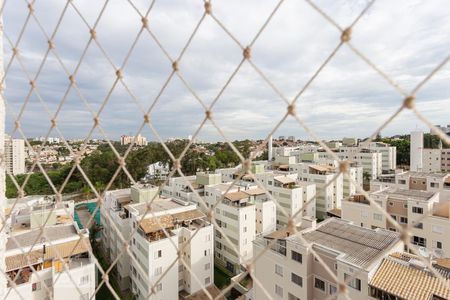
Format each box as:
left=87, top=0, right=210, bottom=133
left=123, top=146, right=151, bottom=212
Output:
left=205, top=277, right=211, bottom=285
left=314, top=277, right=325, bottom=292
left=344, top=274, right=361, bottom=291
left=412, top=236, right=426, bottom=247
left=80, top=275, right=89, bottom=285
left=204, top=249, right=211, bottom=256
left=275, top=284, right=283, bottom=297
left=32, top=282, right=41, bottom=291
left=155, top=250, right=162, bottom=259
left=329, top=285, right=337, bottom=296
left=414, top=222, right=424, bottom=229
left=400, top=217, right=408, bottom=224
left=291, top=250, right=302, bottom=263
left=435, top=241, right=443, bottom=249
left=156, top=283, right=162, bottom=292
left=291, top=273, right=303, bottom=287
left=205, top=263, right=211, bottom=270
left=275, top=264, right=283, bottom=276
left=412, top=207, right=423, bottom=214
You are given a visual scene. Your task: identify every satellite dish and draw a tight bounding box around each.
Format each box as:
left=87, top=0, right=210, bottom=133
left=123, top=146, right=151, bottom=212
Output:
left=418, top=247, right=429, bottom=258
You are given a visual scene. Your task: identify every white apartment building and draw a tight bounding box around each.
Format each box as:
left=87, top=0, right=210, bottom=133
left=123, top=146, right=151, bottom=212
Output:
left=120, top=134, right=148, bottom=146
left=337, top=147, right=383, bottom=179
left=5, top=134, right=25, bottom=175
left=203, top=183, right=256, bottom=274
left=101, top=184, right=214, bottom=299
left=359, top=141, right=397, bottom=171
left=215, top=166, right=315, bottom=231
left=411, top=131, right=424, bottom=172
left=5, top=224, right=96, bottom=300
left=341, top=188, right=450, bottom=258
left=254, top=172, right=316, bottom=228
left=289, top=163, right=343, bottom=220
left=253, top=218, right=403, bottom=300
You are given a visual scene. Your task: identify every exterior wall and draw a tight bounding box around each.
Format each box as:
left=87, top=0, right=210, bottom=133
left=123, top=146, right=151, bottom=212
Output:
left=53, top=262, right=96, bottom=300
left=255, top=199, right=276, bottom=235
left=343, top=166, right=363, bottom=197
left=422, top=149, right=441, bottom=172
left=441, top=149, right=450, bottom=172
left=410, top=131, right=423, bottom=172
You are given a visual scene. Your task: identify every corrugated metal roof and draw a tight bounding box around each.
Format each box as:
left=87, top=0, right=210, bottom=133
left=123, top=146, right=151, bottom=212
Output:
left=299, top=218, right=400, bottom=268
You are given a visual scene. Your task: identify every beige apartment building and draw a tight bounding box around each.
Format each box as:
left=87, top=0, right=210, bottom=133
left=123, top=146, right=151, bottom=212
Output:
left=253, top=218, right=403, bottom=300
left=341, top=188, right=450, bottom=258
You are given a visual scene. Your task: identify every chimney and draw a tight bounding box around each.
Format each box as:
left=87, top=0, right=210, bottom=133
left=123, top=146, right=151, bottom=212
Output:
left=268, top=135, right=273, bottom=161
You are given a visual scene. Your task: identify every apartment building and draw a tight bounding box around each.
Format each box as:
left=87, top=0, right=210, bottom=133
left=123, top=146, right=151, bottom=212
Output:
left=254, top=172, right=316, bottom=228
left=120, top=134, right=148, bottom=146
left=4, top=197, right=95, bottom=300
left=442, top=148, right=450, bottom=172
left=370, top=171, right=450, bottom=200
left=341, top=188, right=450, bottom=257
left=410, top=130, right=450, bottom=172
left=289, top=163, right=343, bottom=220
left=101, top=184, right=214, bottom=299
left=253, top=218, right=402, bottom=300
left=215, top=166, right=315, bottom=231
left=203, top=183, right=256, bottom=274
left=337, top=148, right=383, bottom=179
left=369, top=252, right=450, bottom=299
left=5, top=134, right=25, bottom=175
left=359, top=141, right=397, bottom=171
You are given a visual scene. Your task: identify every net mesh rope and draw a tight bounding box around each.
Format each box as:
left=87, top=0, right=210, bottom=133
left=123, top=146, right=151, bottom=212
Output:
left=0, top=0, right=449, bottom=299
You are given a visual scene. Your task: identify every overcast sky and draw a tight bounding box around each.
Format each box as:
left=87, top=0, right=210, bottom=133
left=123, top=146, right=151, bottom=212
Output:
left=3, top=0, right=450, bottom=142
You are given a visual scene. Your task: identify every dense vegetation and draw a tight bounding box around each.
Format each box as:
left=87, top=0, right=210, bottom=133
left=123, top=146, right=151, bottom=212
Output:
left=377, top=133, right=449, bottom=167
left=7, top=140, right=253, bottom=198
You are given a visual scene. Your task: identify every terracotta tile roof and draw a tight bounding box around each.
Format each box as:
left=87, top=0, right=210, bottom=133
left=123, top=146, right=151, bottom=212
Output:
left=139, top=214, right=174, bottom=234
left=370, top=254, right=450, bottom=300
left=224, top=191, right=249, bottom=202
left=5, top=238, right=90, bottom=272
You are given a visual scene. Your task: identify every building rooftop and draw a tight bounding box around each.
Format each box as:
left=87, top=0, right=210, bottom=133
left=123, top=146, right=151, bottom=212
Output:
left=6, top=224, right=78, bottom=251
left=6, top=238, right=90, bottom=272
left=274, top=175, right=296, bottom=185
left=125, top=197, right=187, bottom=216
left=369, top=252, right=450, bottom=300
left=224, top=191, right=250, bottom=202
left=296, top=218, right=400, bottom=268
left=374, top=188, right=436, bottom=202
left=244, top=187, right=267, bottom=196
left=406, top=172, right=449, bottom=179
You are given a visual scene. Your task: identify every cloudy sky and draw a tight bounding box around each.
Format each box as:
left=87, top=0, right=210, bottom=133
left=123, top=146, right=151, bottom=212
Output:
left=3, top=0, right=450, bottom=142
